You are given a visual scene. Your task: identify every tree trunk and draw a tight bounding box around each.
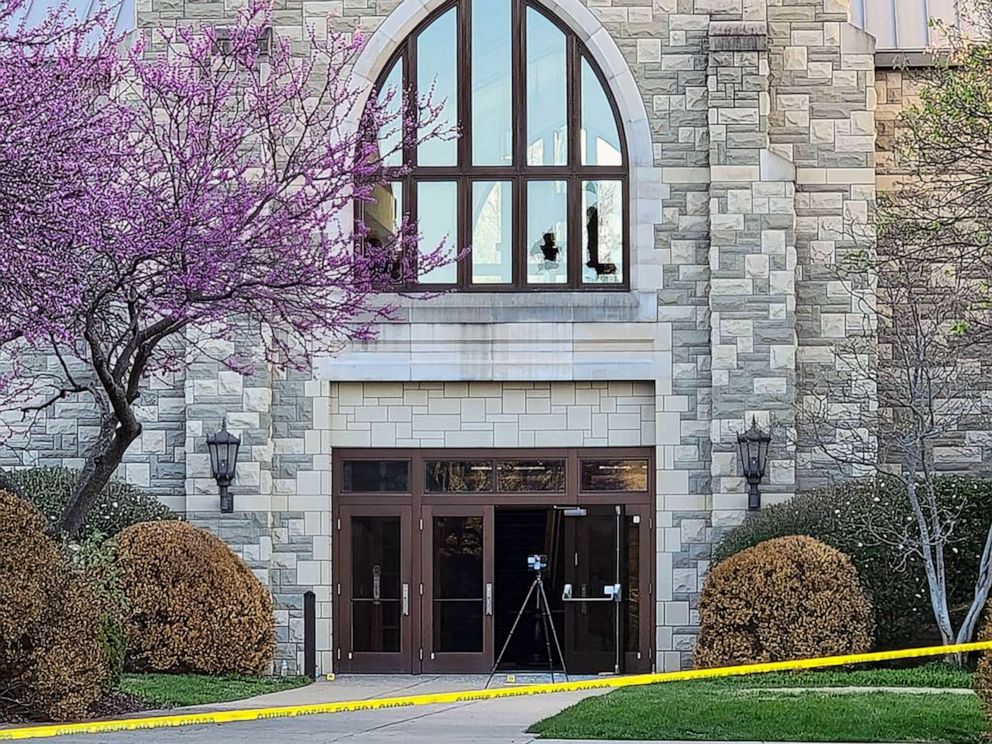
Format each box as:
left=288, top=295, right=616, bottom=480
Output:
left=56, top=420, right=141, bottom=536
left=955, top=523, right=992, bottom=646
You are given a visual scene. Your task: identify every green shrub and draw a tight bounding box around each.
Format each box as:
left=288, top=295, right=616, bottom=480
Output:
left=696, top=536, right=874, bottom=667
left=117, top=521, right=275, bottom=675
left=98, top=617, right=127, bottom=692
left=7, top=466, right=176, bottom=538
left=712, top=476, right=992, bottom=650
left=0, top=490, right=106, bottom=721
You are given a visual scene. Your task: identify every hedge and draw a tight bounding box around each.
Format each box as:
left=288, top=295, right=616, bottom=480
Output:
left=6, top=466, right=176, bottom=538
left=116, top=521, right=275, bottom=675
left=0, top=491, right=106, bottom=721
left=713, top=476, right=992, bottom=650
left=696, top=536, right=874, bottom=667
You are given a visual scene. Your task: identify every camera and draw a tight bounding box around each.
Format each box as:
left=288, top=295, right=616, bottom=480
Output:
left=527, top=554, right=548, bottom=572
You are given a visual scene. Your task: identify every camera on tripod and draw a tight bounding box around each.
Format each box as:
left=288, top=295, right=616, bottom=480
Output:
left=527, top=554, right=548, bottom=572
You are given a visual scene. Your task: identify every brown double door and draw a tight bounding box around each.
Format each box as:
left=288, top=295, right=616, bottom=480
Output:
left=333, top=449, right=654, bottom=675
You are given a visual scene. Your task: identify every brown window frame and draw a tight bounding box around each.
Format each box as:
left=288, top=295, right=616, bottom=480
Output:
left=360, top=0, right=631, bottom=292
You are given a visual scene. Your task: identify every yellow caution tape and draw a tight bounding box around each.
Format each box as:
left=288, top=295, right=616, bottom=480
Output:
left=2, top=639, right=990, bottom=741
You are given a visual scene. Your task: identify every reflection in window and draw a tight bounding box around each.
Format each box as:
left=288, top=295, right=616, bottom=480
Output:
left=581, top=58, right=622, bottom=167
left=375, top=61, right=404, bottom=167
left=527, top=181, right=568, bottom=285
left=426, top=461, right=495, bottom=492
left=433, top=516, right=484, bottom=652
left=417, top=8, right=458, bottom=166
left=365, top=181, right=404, bottom=283
left=472, top=0, right=512, bottom=166
left=472, top=182, right=513, bottom=284
left=497, top=460, right=566, bottom=492
left=580, top=460, right=648, bottom=492
left=342, top=460, right=411, bottom=492
left=364, top=0, right=628, bottom=289
left=418, top=181, right=458, bottom=284
left=582, top=180, right=623, bottom=285
left=526, top=8, right=567, bottom=166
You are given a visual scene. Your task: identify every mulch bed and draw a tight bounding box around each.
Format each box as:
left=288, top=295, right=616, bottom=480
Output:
left=2, top=691, right=159, bottom=726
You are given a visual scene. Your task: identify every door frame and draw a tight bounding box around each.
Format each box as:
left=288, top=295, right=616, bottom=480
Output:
left=335, top=502, right=415, bottom=673
left=332, top=447, right=656, bottom=674
left=420, top=504, right=496, bottom=673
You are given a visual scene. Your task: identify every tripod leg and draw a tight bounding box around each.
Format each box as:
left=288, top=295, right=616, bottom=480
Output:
left=486, top=578, right=538, bottom=689
left=537, top=578, right=569, bottom=682
left=536, top=583, right=556, bottom=683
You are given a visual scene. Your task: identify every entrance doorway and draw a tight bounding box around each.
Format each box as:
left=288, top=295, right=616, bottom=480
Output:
left=332, top=449, right=654, bottom=675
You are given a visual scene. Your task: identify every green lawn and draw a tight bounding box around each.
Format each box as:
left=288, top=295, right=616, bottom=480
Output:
left=118, top=673, right=311, bottom=708
left=530, top=666, right=988, bottom=743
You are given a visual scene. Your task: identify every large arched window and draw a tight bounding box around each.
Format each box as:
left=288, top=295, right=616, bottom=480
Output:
left=363, top=0, right=629, bottom=290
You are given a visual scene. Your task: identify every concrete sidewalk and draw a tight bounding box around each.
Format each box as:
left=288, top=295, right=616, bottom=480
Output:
left=44, top=673, right=605, bottom=743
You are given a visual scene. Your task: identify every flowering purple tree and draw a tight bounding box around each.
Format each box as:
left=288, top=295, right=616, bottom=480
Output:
left=0, top=2, right=451, bottom=534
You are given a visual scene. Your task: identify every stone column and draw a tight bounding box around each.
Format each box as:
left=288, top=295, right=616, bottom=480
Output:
left=765, top=0, right=877, bottom=491
left=707, top=21, right=799, bottom=531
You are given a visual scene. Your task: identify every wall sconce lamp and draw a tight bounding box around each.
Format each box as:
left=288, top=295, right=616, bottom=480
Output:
left=737, top=416, right=771, bottom=511
left=207, top=420, right=241, bottom=513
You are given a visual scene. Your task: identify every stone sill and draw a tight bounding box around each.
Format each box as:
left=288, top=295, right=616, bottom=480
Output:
left=380, top=290, right=657, bottom=325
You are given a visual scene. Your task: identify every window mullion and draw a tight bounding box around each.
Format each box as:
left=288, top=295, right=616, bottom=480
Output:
left=512, top=0, right=526, bottom=288
left=567, top=36, right=581, bottom=288
left=459, top=1, right=471, bottom=289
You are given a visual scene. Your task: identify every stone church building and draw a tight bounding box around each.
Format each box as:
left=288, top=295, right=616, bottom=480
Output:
left=9, top=0, right=970, bottom=675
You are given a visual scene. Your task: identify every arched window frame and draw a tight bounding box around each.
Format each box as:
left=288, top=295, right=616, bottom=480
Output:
left=362, top=0, right=630, bottom=291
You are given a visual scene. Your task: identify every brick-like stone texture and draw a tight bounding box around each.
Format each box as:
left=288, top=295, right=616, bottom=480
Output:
left=5, top=0, right=903, bottom=674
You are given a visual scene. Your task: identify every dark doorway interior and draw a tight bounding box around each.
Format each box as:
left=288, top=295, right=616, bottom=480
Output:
left=493, top=507, right=566, bottom=670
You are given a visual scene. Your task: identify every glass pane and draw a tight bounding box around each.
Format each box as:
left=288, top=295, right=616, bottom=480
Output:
left=362, top=181, right=404, bottom=262
left=497, top=460, right=566, bottom=492
left=472, top=0, right=512, bottom=166
left=580, top=460, right=649, bottom=492
left=433, top=516, right=484, bottom=653
left=526, top=181, right=567, bottom=284
left=375, top=60, right=403, bottom=167
left=471, top=181, right=513, bottom=284
left=342, top=460, right=410, bottom=492
left=426, top=461, right=495, bottom=492
left=581, top=58, right=622, bottom=166
left=526, top=8, right=567, bottom=166
left=433, top=517, right=484, bottom=598
left=418, top=8, right=458, bottom=166
left=582, top=180, right=623, bottom=284
left=418, top=181, right=458, bottom=284
left=571, top=513, right=617, bottom=655
left=353, top=601, right=401, bottom=653
left=434, top=601, right=483, bottom=653
left=351, top=515, right=401, bottom=653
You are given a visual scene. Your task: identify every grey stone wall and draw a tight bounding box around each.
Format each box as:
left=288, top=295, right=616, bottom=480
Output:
left=0, top=0, right=900, bottom=675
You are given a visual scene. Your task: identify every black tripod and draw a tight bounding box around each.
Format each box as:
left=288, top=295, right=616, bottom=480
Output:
left=486, top=561, right=569, bottom=688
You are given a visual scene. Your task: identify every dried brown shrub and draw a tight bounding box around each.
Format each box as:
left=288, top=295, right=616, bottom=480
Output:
left=0, top=490, right=105, bottom=721
left=117, top=521, right=275, bottom=675
left=977, top=616, right=992, bottom=725
left=695, top=535, right=874, bottom=668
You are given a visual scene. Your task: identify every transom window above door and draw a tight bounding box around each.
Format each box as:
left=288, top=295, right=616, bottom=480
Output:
left=362, top=0, right=629, bottom=291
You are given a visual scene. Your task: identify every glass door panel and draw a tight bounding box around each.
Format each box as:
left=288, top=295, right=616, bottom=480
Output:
left=562, top=505, right=623, bottom=674
left=337, top=504, right=413, bottom=672
left=421, top=505, right=494, bottom=672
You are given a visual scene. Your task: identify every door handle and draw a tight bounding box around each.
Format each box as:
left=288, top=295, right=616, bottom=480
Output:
left=402, top=583, right=410, bottom=616
left=485, top=583, right=493, bottom=616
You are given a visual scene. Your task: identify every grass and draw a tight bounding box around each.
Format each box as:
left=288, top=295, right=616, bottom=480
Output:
left=702, top=663, right=974, bottom=689
left=530, top=665, right=988, bottom=743
left=118, top=673, right=311, bottom=708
